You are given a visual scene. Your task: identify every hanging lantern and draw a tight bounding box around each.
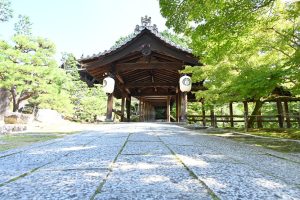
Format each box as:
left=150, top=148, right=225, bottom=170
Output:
left=103, top=76, right=115, bottom=94
left=179, top=75, right=192, bottom=92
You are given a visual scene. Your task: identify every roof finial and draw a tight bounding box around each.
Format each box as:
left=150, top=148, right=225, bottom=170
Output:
left=134, top=15, right=158, bottom=33
left=141, top=15, right=151, bottom=27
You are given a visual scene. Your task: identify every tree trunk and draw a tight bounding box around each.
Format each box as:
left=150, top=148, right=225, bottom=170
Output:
left=247, top=100, right=264, bottom=128
left=257, top=110, right=263, bottom=128
left=202, top=101, right=206, bottom=127
left=276, top=100, right=284, bottom=128
left=11, top=86, right=19, bottom=112
left=0, top=88, right=11, bottom=124
left=10, top=86, right=33, bottom=112
left=210, top=106, right=215, bottom=127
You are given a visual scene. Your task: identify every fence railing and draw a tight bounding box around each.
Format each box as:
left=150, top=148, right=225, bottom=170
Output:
left=187, top=114, right=300, bottom=128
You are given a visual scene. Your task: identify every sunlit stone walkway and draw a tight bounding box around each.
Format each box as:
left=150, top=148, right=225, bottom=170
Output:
left=0, top=123, right=299, bottom=200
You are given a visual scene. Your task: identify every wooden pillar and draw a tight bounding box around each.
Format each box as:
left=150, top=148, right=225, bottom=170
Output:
left=180, top=92, right=187, bottom=122
left=229, top=102, right=234, bottom=127
left=176, top=93, right=179, bottom=122
left=276, top=100, right=284, bottom=128
left=121, top=97, right=125, bottom=122
left=145, top=102, right=148, bottom=121
left=105, top=93, right=114, bottom=121
left=139, top=98, right=142, bottom=122
left=243, top=101, right=248, bottom=131
left=126, top=96, right=131, bottom=122
left=167, top=96, right=170, bottom=122
left=148, top=103, right=151, bottom=121
left=283, top=101, right=291, bottom=128
left=202, top=101, right=206, bottom=127
left=142, top=100, right=145, bottom=121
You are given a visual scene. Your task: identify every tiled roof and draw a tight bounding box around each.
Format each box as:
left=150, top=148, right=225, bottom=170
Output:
left=78, top=22, right=192, bottom=62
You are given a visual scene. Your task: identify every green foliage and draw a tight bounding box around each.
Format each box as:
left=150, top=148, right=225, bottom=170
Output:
left=160, top=0, right=300, bottom=105
left=0, top=0, right=13, bottom=22
left=61, top=53, right=107, bottom=122
left=14, top=15, right=32, bottom=35
left=160, top=30, right=191, bottom=49
left=73, top=85, right=107, bottom=122
left=0, top=35, right=65, bottom=109
left=112, top=34, right=133, bottom=48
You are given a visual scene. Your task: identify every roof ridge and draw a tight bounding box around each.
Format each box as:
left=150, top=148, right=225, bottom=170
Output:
left=79, top=17, right=192, bottom=61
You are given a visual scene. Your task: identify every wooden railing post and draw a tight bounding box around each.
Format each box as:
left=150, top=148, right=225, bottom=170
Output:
left=283, top=101, right=291, bottom=128
left=214, top=115, right=218, bottom=128
left=276, top=100, right=284, bottom=128
left=229, top=102, right=234, bottom=127
left=244, top=113, right=248, bottom=132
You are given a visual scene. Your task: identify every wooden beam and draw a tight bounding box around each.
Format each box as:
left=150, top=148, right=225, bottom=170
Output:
left=115, top=74, right=131, bottom=97
left=131, top=91, right=176, bottom=97
left=115, top=62, right=182, bottom=72
left=126, top=82, right=176, bottom=88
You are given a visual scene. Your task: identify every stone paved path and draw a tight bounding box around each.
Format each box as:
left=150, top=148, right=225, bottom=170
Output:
left=0, top=123, right=299, bottom=200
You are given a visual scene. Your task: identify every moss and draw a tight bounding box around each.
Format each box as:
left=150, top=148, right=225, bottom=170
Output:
left=222, top=127, right=300, bottom=140
left=0, top=131, right=78, bottom=152
left=228, top=136, right=300, bottom=153
left=246, top=128, right=300, bottom=140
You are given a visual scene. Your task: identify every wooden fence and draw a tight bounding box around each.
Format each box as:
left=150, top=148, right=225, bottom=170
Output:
left=187, top=114, right=300, bottom=129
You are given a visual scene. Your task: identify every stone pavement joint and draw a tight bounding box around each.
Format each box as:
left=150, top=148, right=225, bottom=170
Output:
left=90, top=133, right=131, bottom=200
left=0, top=133, right=103, bottom=188
left=0, top=123, right=299, bottom=200
left=158, top=135, right=221, bottom=200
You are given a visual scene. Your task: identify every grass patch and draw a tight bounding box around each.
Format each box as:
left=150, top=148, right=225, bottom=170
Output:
left=228, top=136, right=300, bottom=153
left=246, top=128, right=300, bottom=140
left=222, top=127, right=300, bottom=140
left=0, top=131, right=78, bottom=152
left=186, top=126, right=300, bottom=153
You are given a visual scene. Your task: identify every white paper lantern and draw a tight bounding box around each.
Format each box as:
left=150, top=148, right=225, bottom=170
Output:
left=103, top=76, right=115, bottom=94
left=179, top=75, right=192, bottom=92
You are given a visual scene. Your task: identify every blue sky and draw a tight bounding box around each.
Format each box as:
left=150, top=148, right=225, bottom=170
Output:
left=0, top=0, right=167, bottom=61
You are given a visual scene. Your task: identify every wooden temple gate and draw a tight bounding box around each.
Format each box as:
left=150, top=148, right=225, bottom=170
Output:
left=79, top=16, right=200, bottom=122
